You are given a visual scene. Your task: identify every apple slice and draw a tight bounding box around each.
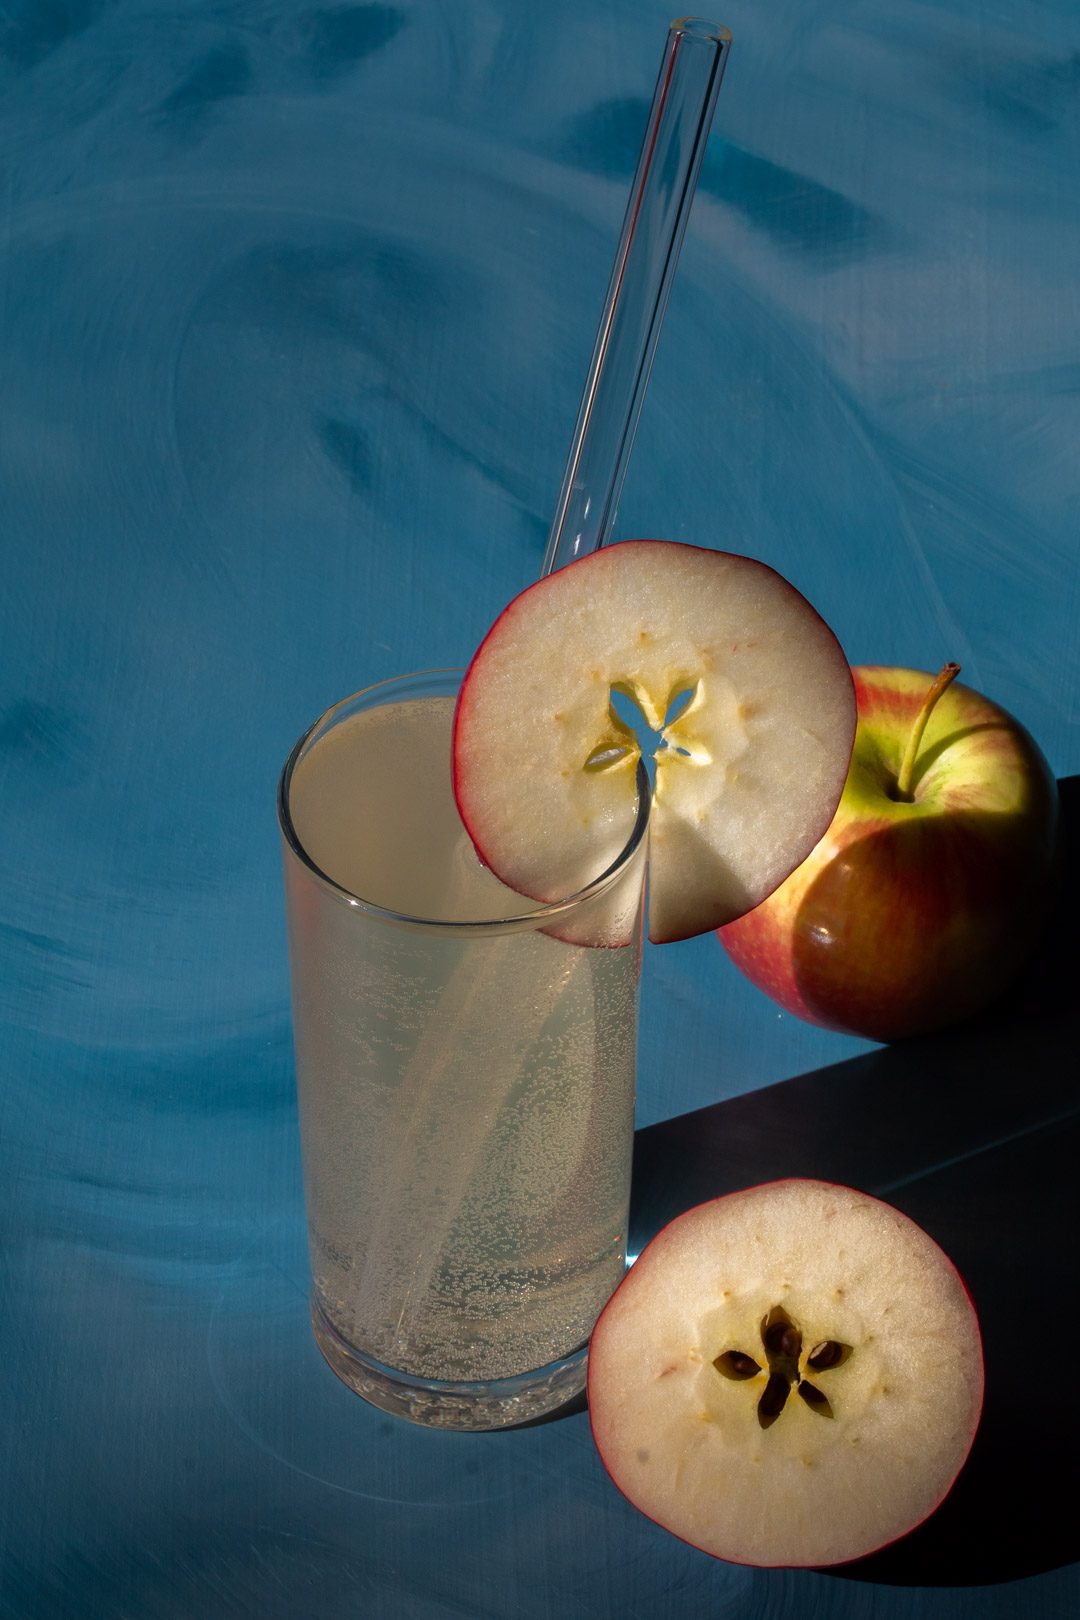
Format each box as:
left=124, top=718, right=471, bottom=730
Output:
left=453, top=541, right=857, bottom=943
left=587, top=1180, right=984, bottom=1569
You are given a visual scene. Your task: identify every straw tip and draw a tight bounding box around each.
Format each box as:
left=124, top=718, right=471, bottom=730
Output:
left=671, top=16, right=732, bottom=45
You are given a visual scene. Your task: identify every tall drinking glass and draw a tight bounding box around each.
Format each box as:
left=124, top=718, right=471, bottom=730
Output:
left=279, top=671, right=650, bottom=1429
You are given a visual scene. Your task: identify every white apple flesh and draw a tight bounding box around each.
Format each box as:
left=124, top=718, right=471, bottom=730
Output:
left=453, top=542, right=857, bottom=943
left=588, top=1180, right=984, bottom=1568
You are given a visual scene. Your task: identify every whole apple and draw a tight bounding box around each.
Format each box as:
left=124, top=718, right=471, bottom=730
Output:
left=717, top=664, right=1060, bottom=1041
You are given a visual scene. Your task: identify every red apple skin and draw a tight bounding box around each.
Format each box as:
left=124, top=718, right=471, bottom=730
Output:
left=717, top=667, right=1060, bottom=1042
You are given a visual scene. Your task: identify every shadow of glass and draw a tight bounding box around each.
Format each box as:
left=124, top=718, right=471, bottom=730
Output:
left=628, top=776, right=1079, bottom=1585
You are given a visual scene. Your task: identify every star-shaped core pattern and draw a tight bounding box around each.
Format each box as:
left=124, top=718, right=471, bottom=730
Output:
left=713, top=1304, right=853, bottom=1429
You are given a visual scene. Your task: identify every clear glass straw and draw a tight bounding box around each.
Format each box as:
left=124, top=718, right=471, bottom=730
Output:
left=542, top=18, right=731, bottom=578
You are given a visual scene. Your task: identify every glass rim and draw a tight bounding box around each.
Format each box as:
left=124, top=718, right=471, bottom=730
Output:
left=277, top=668, right=651, bottom=932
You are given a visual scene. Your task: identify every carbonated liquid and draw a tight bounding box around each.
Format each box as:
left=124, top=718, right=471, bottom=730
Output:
left=284, top=694, right=641, bottom=1382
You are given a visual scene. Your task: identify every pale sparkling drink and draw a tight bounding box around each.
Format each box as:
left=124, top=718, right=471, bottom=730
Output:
left=279, top=670, right=649, bottom=1429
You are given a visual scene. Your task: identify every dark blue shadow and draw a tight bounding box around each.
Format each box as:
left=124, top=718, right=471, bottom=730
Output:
left=629, top=777, right=1080, bottom=1585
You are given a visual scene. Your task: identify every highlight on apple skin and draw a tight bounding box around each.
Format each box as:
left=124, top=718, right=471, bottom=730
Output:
left=587, top=1178, right=985, bottom=1570
left=717, top=665, right=1061, bottom=1042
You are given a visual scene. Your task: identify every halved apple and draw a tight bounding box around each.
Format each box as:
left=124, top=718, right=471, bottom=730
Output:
left=587, top=1179, right=984, bottom=1568
left=452, top=541, right=857, bottom=943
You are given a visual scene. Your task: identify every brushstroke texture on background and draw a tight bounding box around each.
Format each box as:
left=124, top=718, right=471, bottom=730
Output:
left=1, top=2, right=1077, bottom=1615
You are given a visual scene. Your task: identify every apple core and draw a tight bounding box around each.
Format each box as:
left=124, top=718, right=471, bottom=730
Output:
left=713, top=1302, right=854, bottom=1429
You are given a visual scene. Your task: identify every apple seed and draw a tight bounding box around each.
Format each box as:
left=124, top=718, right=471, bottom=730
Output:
left=713, top=1350, right=761, bottom=1381
left=797, top=1382, right=835, bottom=1419
left=761, top=1304, right=802, bottom=1373
left=757, top=1372, right=792, bottom=1430
left=807, top=1339, right=853, bottom=1372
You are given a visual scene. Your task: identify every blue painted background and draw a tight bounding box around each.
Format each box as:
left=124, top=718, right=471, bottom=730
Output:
left=2, top=2, right=1078, bottom=1615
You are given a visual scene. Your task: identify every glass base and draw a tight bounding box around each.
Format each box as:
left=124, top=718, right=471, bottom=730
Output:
left=310, top=1297, right=589, bottom=1430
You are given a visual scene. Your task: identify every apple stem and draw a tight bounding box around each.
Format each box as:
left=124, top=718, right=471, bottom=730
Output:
left=894, top=662, right=961, bottom=800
